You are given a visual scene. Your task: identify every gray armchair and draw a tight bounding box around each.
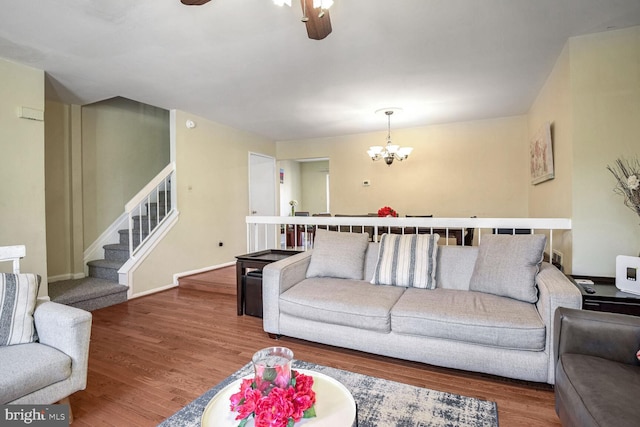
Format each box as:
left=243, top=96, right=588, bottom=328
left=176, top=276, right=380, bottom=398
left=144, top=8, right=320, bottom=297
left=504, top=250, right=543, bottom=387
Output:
left=554, top=307, right=640, bottom=427
left=0, top=245, right=92, bottom=415
left=1, top=298, right=92, bottom=405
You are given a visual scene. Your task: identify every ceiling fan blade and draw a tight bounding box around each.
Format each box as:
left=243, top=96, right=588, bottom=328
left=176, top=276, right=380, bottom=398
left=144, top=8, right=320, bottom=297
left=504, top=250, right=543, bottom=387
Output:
left=180, top=0, right=211, bottom=5
left=300, top=0, right=332, bottom=40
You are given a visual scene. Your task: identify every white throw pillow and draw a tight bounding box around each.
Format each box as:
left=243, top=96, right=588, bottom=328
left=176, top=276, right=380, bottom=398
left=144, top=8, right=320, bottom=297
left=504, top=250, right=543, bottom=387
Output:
left=0, top=273, right=40, bottom=347
left=306, top=229, right=370, bottom=280
left=371, top=233, right=439, bottom=288
left=469, top=234, right=546, bottom=303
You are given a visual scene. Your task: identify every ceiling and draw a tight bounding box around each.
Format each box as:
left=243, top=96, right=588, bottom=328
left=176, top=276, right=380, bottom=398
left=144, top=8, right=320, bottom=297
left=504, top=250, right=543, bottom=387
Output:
left=1, top=0, right=639, bottom=141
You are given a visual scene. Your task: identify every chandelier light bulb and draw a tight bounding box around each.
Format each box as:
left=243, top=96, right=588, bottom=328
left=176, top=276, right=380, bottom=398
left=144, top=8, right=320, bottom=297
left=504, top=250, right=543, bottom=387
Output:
left=367, top=109, right=413, bottom=165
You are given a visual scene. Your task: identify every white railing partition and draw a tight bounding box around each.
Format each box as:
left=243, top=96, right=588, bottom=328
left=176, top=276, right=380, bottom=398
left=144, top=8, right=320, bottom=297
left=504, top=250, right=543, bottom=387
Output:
left=125, top=162, right=176, bottom=258
left=246, top=216, right=571, bottom=258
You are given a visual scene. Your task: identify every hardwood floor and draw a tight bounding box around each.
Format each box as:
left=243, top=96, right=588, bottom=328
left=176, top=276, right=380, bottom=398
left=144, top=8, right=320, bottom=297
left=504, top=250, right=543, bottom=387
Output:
left=69, top=266, right=561, bottom=426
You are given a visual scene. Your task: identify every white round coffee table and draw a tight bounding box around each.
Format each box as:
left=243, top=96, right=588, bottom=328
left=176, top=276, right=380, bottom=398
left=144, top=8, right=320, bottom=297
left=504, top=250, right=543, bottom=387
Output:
left=201, top=369, right=356, bottom=426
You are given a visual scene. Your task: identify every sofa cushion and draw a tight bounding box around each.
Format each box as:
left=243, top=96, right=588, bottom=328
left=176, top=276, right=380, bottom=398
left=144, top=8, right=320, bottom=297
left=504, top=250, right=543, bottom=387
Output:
left=371, top=233, right=439, bottom=288
left=435, top=245, right=479, bottom=290
left=0, top=273, right=40, bottom=347
left=391, top=288, right=545, bottom=350
left=306, top=229, right=370, bottom=280
left=469, top=234, right=546, bottom=303
left=0, top=342, right=72, bottom=403
left=279, top=277, right=406, bottom=332
left=556, top=353, right=640, bottom=427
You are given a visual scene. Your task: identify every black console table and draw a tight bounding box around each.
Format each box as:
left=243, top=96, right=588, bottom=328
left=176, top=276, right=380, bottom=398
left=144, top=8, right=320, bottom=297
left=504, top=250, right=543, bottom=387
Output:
left=570, top=275, right=640, bottom=317
left=235, top=249, right=301, bottom=317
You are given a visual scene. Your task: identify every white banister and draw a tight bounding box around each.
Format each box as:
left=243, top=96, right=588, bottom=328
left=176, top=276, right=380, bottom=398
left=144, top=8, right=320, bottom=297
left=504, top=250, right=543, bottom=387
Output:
left=125, top=163, right=176, bottom=257
left=245, top=216, right=571, bottom=260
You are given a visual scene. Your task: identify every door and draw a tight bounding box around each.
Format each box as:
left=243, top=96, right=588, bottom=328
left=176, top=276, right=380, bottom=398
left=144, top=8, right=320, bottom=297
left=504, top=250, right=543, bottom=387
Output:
left=249, top=153, right=277, bottom=251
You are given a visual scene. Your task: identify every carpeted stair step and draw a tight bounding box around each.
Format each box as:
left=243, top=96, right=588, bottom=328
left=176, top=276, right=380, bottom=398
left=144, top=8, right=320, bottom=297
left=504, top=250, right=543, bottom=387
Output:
left=146, top=202, right=171, bottom=219
left=103, top=243, right=130, bottom=262
left=87, top=259, right=124, bottom=282
left=119, top=229, right=149, bottom=248
left=132, top=215, right=161, bottom=231
left=49, top=277, right=128, bottom=311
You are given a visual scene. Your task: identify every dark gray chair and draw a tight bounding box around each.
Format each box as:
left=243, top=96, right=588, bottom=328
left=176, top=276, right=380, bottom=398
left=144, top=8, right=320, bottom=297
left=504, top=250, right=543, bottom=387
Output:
left=554, top=307, right=640, bottom=427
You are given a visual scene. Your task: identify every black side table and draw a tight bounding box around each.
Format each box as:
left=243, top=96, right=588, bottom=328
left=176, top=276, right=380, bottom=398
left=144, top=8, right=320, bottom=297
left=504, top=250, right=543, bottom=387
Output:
left=570, top=275, right=640, bottom=317
left=235, top=249, right=301, bottom=317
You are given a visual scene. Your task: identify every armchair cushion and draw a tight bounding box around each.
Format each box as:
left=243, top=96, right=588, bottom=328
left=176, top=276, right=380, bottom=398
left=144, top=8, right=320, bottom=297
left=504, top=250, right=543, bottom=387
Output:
left=0, top=342, right=71, bottom=404
left=0, top=273, right=40, bottom=346
left=469, top=234, right=545, bottom=303
left=556, top=353, right=640, bottom=427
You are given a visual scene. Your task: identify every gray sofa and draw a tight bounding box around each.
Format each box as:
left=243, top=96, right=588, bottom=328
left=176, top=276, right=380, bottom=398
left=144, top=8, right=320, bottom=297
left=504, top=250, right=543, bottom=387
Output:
left=0, top=299, right=93, bottom=405
left=555, top=307, right=640, bottom=426
left=263, top=232, right=582, bottom=384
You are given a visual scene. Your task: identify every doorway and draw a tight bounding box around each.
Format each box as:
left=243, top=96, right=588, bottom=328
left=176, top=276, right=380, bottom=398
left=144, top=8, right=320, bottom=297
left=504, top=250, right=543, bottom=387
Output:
left=249, top=153, right=277, bottom=250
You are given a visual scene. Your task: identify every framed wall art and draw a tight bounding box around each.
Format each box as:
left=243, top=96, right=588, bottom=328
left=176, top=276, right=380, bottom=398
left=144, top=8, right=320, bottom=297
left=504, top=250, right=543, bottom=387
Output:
left=530, top=121, right=554, bottom=185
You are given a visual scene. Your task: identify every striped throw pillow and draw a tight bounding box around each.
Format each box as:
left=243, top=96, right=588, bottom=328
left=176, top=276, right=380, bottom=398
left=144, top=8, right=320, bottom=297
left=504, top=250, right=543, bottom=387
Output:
left=371, top=233, right=439, bottom=288
left=0, top=273, right=40, bottom=346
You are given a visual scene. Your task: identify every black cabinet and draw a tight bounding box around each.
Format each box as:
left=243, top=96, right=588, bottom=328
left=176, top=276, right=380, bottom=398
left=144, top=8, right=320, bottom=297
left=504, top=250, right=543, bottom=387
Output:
left=235, top=249, right=301, bottom=317
left=244, top=270, right=263, bottom=318
left=570, top=275, right=640, bottom=317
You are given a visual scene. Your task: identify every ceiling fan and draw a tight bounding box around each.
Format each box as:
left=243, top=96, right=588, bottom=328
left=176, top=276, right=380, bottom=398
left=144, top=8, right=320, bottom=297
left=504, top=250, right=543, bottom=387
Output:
left=180, top=0, right=333, bottom=40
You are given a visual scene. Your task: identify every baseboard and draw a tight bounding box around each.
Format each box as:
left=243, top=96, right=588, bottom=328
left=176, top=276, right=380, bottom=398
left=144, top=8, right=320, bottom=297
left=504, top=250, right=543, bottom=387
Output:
left=129, top=282, right=178, bottom=300
left=173, top=261, right=236, bottom=286
left=48, top=272, right=86, bottom=283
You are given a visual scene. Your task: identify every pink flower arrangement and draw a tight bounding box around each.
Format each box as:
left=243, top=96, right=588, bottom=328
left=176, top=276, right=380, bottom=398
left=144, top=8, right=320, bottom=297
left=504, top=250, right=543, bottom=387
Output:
left=230, top=370, right=316, bottom=427
left=377, top=206, right=398, bottom=217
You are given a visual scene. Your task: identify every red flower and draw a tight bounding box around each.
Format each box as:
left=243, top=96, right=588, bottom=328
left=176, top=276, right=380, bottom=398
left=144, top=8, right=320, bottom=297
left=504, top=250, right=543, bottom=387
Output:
left=377, top=206, right=398, bottom=217
left=229, top=378, right=262, bottom=421
left=230, top=370, right=316, bottom=426
left=290, top=371, right=316, bottom=420
left=254, top=387, right=295, bottom=427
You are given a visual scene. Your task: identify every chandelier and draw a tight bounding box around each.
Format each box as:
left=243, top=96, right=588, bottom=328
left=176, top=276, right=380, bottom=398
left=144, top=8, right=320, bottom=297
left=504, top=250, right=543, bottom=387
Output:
left=367, top=110, right=413, bottom=166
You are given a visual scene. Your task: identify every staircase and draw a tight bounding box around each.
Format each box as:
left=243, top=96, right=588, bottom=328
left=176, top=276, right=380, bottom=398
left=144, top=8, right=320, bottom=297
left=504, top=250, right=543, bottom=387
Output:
left=49, top=188, right=172, bottom=312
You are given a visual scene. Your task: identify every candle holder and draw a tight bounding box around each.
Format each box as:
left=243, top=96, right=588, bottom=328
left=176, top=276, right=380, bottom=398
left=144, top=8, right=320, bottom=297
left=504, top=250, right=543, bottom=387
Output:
left=251, top=346, right=293, bottom=395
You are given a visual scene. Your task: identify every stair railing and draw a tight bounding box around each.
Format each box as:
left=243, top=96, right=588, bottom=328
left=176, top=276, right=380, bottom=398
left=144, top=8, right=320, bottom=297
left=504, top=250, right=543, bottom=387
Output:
left=124, top=162, right=176, bottom=258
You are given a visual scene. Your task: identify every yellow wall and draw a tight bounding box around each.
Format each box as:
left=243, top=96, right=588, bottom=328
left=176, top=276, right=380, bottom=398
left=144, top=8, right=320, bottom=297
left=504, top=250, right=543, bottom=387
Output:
left=301, top=160, right=330, bottom=215
left=570, top=26, right=640, bottom=275
left=45, top=100, right=74, bottom=278
left=278, top=160, right=302, bottom=215
left=129, top=111, right=276, bottom=295
left=277, top=115, right=529, bottom=218
left=528, top=43, right=574, bottom=271
left=44, top=97, right=170, bottom=279
left=0, top=58, right=48, bottom=294
left=81, top=97, right=170, bottom=247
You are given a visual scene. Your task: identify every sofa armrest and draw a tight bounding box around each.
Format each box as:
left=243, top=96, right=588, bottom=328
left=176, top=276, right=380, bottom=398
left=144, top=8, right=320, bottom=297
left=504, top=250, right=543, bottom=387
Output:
left=535, top=262, right=582, bottom=383
left=262, top=251, right=312, bottom=334
left=555, top=306, right=640, bottom=366
left=33, top=300, right=92, bottom=391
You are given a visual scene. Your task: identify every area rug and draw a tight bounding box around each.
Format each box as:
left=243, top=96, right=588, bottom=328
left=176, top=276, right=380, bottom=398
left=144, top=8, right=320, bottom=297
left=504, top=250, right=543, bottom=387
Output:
left=158, top=360, right=498, bottom=427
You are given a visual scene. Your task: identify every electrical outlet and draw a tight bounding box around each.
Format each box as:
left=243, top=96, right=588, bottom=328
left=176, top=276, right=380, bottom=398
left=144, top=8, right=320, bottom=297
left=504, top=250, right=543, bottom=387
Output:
left=552, top=249, right=563, bottom=267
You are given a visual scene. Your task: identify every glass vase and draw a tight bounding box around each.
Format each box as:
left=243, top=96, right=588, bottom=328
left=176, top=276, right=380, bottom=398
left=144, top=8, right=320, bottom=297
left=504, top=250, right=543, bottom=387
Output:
left=252, top=347, right=293, bottom=396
